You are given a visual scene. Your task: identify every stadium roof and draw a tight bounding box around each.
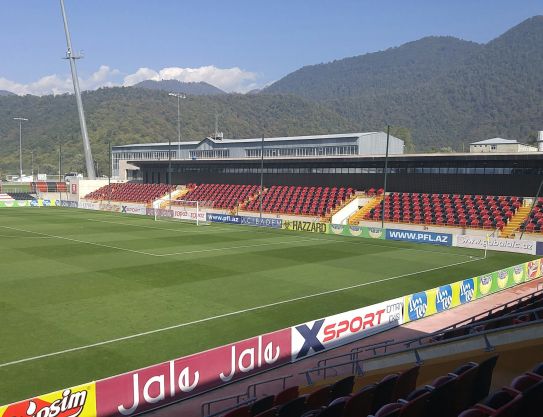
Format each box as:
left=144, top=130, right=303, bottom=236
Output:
left=113, top=132, right=381, bottom=148
left=470, top=137, right=518, bottom=145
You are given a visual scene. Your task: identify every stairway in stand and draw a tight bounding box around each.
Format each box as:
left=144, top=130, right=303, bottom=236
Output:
left=500, top=206, right=532, bottom=238
left=348, top=195, right=383, bottom=225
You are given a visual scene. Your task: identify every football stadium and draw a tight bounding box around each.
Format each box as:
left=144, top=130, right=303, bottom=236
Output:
left=2, top=3, right=543, bottom=417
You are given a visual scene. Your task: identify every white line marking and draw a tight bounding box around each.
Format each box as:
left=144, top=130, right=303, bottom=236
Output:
left=0, top=226, right=328, bottom=258
left=0, top=226, right=158, bottom=257
left=0, top=234, right=52, bottom=239
left=0, top=256, right=481, bottom=368
left=86, top=217, right=473, bottom=259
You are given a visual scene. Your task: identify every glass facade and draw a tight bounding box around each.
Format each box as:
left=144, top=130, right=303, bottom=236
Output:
left=245, top=145, right=358, bottom=158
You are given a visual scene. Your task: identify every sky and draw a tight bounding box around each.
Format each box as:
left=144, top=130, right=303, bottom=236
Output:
left=0, top=0, right=541, bottom=95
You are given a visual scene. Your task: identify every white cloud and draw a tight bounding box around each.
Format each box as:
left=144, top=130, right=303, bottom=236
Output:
left=1, top=64, right=260, bottom=96
left=123, top=65, right=258, bottom=93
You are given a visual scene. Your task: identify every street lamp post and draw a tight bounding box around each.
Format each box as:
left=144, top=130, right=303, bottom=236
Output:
left=13, top=117, right=28, bottom=181
left=168, top=93, right=186, bottom=158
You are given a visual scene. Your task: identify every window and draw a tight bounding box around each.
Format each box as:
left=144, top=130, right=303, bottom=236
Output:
left=189, top=149, right=229, bottom=159
left=245, top=145, right=358, bottom=158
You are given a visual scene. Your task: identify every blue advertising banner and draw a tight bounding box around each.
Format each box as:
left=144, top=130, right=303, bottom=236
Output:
left=537, top=242, right=543, bottom=256
left=206, top=213, right=241, bottom=224
left=240, top=216, right=282, bottom=228
left=386, top=228, right=452, bottom=246
left=56, top=200, right=78, bottom=208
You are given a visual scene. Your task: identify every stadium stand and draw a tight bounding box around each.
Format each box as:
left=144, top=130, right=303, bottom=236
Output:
left=84, top=183, right=176, bottom=203
left=0, top=193, right=15, bottom=202
left=216, top=357, right=543, bottom=417
left=520, top=197, right=543, bottom=233
left=243, top=186, right=355, bottom=217
left=363, top=193, right=523, bottom=230
left=7, top=192, right=35, bottom=200
left=181, top=183, right=260, bottom=209
left=207, top=289, right=543, bottom=417
left=32, top=182, right=68, bottom=193
left=214, top=359, right=504, bottom=417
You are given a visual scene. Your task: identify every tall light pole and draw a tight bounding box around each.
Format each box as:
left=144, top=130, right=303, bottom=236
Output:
left=168, top=92, right=186, bottom=158
left=59, top=0, right=96, bottom=179
left=13, top=117, right=28, bottom=181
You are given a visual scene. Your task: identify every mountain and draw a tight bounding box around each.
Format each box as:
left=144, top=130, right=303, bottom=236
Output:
left=0, top=90, right=15, bottom=97
left=263, top=36, right=482, bottom=100
left=264, top=16, right=543, bottom=151
left=0, top=87, right=356, bottom=176
left=0, top=16, right=542, bottom=175
left=133, top=80, right=226, bottom=95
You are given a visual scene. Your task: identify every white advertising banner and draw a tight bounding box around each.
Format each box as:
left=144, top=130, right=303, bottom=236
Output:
left=454, top=235, right=536, bottom=255
left=172, top=208, right=207, bottom=222
left=120, top=204, right=147, bottom=215
left=291, top=297, right=404, bottom=361
left=79, top=201, right=100, bottom=210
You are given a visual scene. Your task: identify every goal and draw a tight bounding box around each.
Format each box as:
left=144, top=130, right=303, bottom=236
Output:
left=154, top=200, right=213, bottom=226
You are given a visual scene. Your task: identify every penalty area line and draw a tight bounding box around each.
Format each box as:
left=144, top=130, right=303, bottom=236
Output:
left=0, top=255, right=482, bottom=369
left=0, top=225, right=329, bottom=258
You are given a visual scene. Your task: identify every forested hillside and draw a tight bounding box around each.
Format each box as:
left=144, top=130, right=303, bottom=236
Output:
left=0, top=88, right=357, bottom=176
left=1, top=16, right=542, bottom=175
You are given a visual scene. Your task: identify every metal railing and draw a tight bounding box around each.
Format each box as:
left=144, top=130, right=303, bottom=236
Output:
left=201, top=374, right=293, bottom=417
left=301, top=303, right=543, bottom=385
left=312, top=289, right=543, bottom=380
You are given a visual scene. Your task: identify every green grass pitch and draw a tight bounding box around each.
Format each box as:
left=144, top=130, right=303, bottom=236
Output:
left=0, top=207, right=538, bottom=404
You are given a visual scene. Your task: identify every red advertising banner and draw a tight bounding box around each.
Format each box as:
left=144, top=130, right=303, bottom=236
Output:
left=95, top=329, right=291, bottom=417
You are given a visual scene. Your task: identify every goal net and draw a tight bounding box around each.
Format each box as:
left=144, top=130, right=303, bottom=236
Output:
left=154, top=200, right=213, bottom=226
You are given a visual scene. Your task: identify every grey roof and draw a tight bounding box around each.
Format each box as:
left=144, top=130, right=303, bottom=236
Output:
left=113, top=132, right=381, bottom=149
left=470, top=138, right=518, bottom=145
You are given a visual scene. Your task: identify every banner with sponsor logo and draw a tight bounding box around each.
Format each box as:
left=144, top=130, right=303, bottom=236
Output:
left=0, top=382, right=96, bottom=417
left=206, top=213, right=241, bottom=224
left=386, top=229, right=452, bottom=246
left=328, top=224, right=385, bottom=239
left=404, top=259, right=543, bottom=323
left=0, top=200, right=32, bottom=208
left=56, top=200, right=79, bottom=208
left=95, top=329, right=291, bottom=417
left=99, top=202, right=121, bottom=213
left=240, top=216, right=282, bottom=229
left=282, top=220, right=329, bottom=234
left=455, top=235, right=537, bottom=255
left=291, top=298, right=403, bottom=361
left=120, top=205, right=147, bottom=216
left=146, top=208, right=173, bottom=218
left=172, top=208, right=207, bottom=222
left=538, top=242, right=543, bottom=256
left=79, top=201, right=100, bottom=211
left=404, top=278, right=476, bottom=323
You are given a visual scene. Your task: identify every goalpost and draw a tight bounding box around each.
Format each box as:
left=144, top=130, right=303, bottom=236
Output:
left=154, top=199, right=213, bottom=226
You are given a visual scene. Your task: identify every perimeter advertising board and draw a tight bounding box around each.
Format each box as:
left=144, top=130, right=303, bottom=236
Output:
left=172, top=208, right=207, bottom=222
left=403, top=259, right=542, bottom=323
left=120, top=205, right=146, bottom=216
left=328, top=224, right=384, bottom=239
left=403, top=278, right=476, bottom=323
left=0, top=383, right=96, bottom=417
left=206, top=213, right=241, bottom=224
left=79, top=201, right=100, bottom=211
left=0, top=201, right=31, bottom=208
left=455, top=235, right=536, bottom=255
left=386, top=229, right=452, bottom=246
left=99, top=203, right=120, bottom=213
left=240, top=216, right=282, bottom=228
left=291, top=298, right=403, bottom=361
left=56, top=200, right=78, bottom=208
left=282, top=220, right=328, bottom=234
left=95, top=329, right=291, bottom=417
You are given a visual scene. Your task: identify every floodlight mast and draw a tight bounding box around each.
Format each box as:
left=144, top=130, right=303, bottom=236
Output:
left=13, top=117, right=28, bottom=180
left=59, top=0, right=96, bottom=179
